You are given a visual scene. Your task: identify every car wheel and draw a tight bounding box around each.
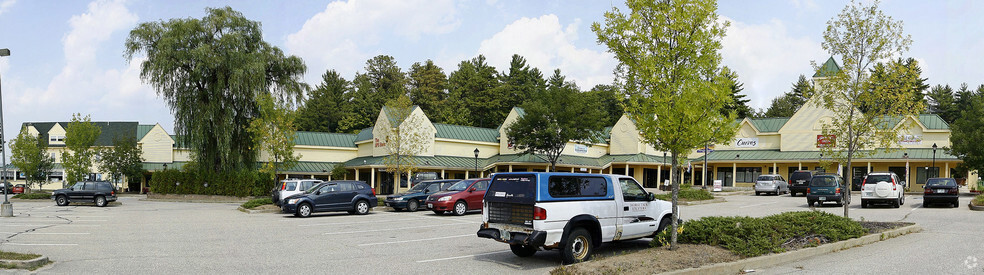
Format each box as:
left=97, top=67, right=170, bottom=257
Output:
left=407, top=199, right=419, bottom=212
left=561, top=228, right=593, bottom=264
left=900, top=195, right=905, bottom=206
left=755, top=191, right=760, bottom=196
left=861, top=200, right=868, bottom=208
left=892, top=198, right=900, bottom=208
left=510, top=244, right=537, bottom=257
left=808, top=200, right=814, bottom=207
left=656, top=216, right=672, bottom=234
left=56, top=195, right=69, bottom=206
left=953, top=201, right=960, bottom=208
left=296, top=203, right=312, bottom=218
left=95, top=196, right=107, bottom=207
left=452, top=201, right=468, bottom=216
left=775, top=188, right=780, bottom=196
left=354, top=200, right=370, bottom=215
left=432, top=210, right=444, bottom=215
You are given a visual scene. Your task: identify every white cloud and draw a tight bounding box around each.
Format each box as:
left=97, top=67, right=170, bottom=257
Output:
left=719, top=16, right=826, bottom=109
left=286, top=0, right=460, bottom=82
left=476, top=15, right=616, bottom=89
left=0, top=0, right=16, bottom=16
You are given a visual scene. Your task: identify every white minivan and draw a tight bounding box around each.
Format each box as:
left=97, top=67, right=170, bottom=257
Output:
left=477, top=172, right=673, bottom=264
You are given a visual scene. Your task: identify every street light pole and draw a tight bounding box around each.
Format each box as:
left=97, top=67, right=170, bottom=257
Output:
left=1, top=48, right=12, bottom=217
left=473, top=148, right=479, bottom=178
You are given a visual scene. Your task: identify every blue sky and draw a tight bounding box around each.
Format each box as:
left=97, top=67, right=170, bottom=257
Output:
left=0, top=0, right=982, bottom=147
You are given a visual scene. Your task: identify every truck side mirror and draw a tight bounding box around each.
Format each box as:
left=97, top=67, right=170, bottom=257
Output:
left=648, top=193, right=655, bottom=201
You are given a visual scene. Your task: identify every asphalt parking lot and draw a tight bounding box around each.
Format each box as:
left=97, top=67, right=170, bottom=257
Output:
left=0, top=191, right=982, bottom=274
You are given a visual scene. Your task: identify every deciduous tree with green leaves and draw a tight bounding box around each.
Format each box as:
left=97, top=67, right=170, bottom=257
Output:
left=813, top=0, right=921, bottom=218
left=125, top=7, right=307, bottom=173
left=63, top=114, right=102, bottom=185
left=505, top=69, right=606, bottom=172
left=249, top=93, right=301, bottom=183
left=10, top=128, right=54, bottom=190
left=593, top=0, right=736, bottom=250
left=382, top=95, right=432, bottom=194
left=98, top=136, right=144, bottom=190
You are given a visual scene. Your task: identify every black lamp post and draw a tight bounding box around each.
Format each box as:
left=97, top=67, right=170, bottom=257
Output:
left=473, top=148, right=479, bottom=178
left=1, top=48, right=12, bottom=217
left=932, top=143, right=938, bottom=178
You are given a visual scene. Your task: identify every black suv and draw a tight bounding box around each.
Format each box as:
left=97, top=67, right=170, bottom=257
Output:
left=52, top=181, right=118, bottom=207
left=788, top=170, right=816, bottom=197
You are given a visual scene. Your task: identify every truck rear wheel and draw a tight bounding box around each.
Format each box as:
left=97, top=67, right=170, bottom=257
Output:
left=561, top=228, right=592, bottom=264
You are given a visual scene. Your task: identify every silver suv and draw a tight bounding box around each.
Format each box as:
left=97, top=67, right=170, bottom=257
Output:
left=755, top=174, right=788, bottom=196
left=272, top=179, right=322, bottom=206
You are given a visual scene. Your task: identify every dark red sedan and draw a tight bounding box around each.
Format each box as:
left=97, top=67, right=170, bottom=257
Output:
left=11, top=184, right=25, bottom=194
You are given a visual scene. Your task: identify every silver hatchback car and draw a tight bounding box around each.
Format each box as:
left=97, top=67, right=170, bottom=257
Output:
left=755, top=174, right=789, bottom=196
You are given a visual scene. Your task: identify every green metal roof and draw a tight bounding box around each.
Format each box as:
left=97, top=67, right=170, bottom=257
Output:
left=814, top=57, right=841, bottom=78
left=282, top=161, right=340, bottom=173
left=355, top=127, right=374, bottom=142
left=696, top=148, right=958, bottom=162
left=23, top=121, right=139, bottom=147
left=917, top=114, right=949, bottom=130
left=294, top=131, right=357, bottom=148
left=137, top=125, right=155, bottom=140
left=748, top=118, right=789, bottom=133
left=434, top=123, right=499, bottom=143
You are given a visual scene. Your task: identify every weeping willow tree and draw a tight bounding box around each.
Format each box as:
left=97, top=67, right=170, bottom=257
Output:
left=124, top=7, right=307, bottom=173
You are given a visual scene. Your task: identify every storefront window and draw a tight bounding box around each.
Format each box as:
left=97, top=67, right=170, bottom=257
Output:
left=735, top=167, right=762, bottom=183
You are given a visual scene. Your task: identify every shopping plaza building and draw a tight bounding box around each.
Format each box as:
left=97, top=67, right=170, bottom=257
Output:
left=11, top=62, right=977, bottom=194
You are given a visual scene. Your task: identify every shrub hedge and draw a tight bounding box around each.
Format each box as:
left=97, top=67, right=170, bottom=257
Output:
left=241, top=198, right=273, bottom=209
left=652, top=211, right=866, bottom=257
left=973, top=194, right=984, bottom=206
left=654, top=187, right=715, bottom=201
left=12, top=192, right=52, bottom=200
left=150, top=169, right=274, bottom=197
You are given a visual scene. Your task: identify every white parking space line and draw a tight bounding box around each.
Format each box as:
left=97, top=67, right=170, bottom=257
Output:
left=358, top=234, right=473, bottom=246
left=298, top=217, right=423, bottom=227
left=72, top=220, right=107, bottom=222
left=323, top=222, right=474, bottom=235
left=739, top=201, right=778, bottom=209
left=0, top=224, right=54, bottom=227
left=415, top=250, right=511, bottom=263
left=0, top=232, right=90, bottom=235
left=4, top=243, right=79, bottom=246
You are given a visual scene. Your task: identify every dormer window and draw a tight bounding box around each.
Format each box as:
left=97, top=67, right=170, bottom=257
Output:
left=50, top=135, right=65, bottom=142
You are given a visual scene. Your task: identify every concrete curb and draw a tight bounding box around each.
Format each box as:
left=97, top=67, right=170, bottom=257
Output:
left=680, top=198, right=726, bottom=206
left=238, top=206, right=280, bottom=214
left=969, top=203, right=984, bottom=211
left=0, top=256, right=49, bottom=269
left=713, top=191, right=754, bottom=196
left=664, top=224, right=923, bottom=275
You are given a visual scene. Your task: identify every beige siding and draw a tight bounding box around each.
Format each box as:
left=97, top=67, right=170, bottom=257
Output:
left=434, top=140, right=498, bottom=158
left=47, top=123, right=66, bottom=146
left=498, top=109, right=523, bottom=155
left=778, top=97, right=839, bottom=151
left=173, top=149, right=193, bottom=162
left=138, top=124, right=174, bottom=163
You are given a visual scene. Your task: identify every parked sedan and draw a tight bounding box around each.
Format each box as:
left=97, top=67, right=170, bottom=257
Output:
left=282, top=180, right=377, bottom=217
left=385, top=179, right=459, bottom=211
left=11, top=184, right=26, bottom=194
left=754, top=174, right=788, bottom=196
left=426, top=178, right=490, bottom=216
left=923, top=177, right=959, bottom=208
left=52, top=181, right=118, bottom=207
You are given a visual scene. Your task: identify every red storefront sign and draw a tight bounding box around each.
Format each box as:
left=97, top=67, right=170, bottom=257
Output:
left=817, top=135, right=836, bottom=148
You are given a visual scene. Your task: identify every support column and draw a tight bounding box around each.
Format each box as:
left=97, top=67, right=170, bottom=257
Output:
left=867, top=162, right=871, bottom=174
left=905, top=160, right=910, bottom=187
left=571, top=167, right=575, bottom=173
left=657, top=166, right=662, bottom=187
left=355, top=169, right=359, bottom=181
left=370, top=168, right=376, bottom=189
left=466, top=170, right=470, bottom=179
left=625, top=164, right=630, bottom=176
left=441, top=169, right=445, bottom=179
left=509, top=165, right=513, bottom=172
left=328, top=175, right=332, bottom=181
left=798, top=162, right=802, bottom=170
left=732, top=163, right=737, bottom=186
left=773, top=163, right=777, bottom=174
left=945, top=162, right=950, bottom=177
left=690, top=168, right=695, bottom=185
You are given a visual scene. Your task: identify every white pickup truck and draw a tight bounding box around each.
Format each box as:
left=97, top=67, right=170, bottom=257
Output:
left=477, top=172, right=674, bottom=264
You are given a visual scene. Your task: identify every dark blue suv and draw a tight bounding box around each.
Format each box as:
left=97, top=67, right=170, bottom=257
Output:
left=385, top=179, right=459, bottom=211
left=281, top=180, right=378, bottom=217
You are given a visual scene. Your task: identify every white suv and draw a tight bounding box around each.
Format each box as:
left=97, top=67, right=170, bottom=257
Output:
left=860, top=172, right=905, bottom=208
left=273, top=179, right=322, bottom=206
left=477, top=172, right=673, bottom=264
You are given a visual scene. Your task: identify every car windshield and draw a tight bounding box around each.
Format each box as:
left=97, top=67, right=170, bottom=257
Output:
left=408, top=182, right=430, bottom=193
left=447, top=179, right=477, bottom=191
left=926, top=178, right=957, bottom=187
left=757, top=175, right=774, bottom=181
left=866, top=175, right=893, bottom=183
left=304, top=183, right=327, bottom=194
left=810, top=176, right=838, bottom=187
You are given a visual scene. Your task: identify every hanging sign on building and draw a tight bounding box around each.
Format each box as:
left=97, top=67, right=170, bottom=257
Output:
left=697, top=144, right=715, bottom=153
left=817, top=135, right=836, bottom=148
left=899, top=134, right=922, bottom=145
left=734, top=138, right=759, bottom=148
left=574, top=144, right=589, bottom=154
